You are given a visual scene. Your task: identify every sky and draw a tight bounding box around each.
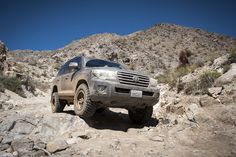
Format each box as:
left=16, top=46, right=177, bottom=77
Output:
left=0, top=0, right=236, bottom=50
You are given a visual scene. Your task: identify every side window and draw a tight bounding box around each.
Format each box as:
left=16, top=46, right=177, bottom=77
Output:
left=57, top=64, right=66, bottom=76
left=57, top=57, right=82, bottom=76
left=63, top=62, right=70, bottom=74
left=65, top=57, right=82, bottom=74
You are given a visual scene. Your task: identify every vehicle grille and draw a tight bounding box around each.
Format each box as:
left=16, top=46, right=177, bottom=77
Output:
left=117, top=71, right=150, bottom=87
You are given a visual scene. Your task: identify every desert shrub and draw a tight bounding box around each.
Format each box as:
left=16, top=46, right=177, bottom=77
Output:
left=222, top=64, right=231, bottom=73
left=176, top=65, right=197, bottom=77
left=184, top=70, right=221, bottom=95
left=178, top=49, right=192, bottom=67
left=228, top=51, right=236, bottom=63
left=156, top=71, right=177, bottom=87
left=0, top=75, right=26, bottom=97
left=21, top=77, right=36, bottom=94
left=156, top=65, right=197, bottom=87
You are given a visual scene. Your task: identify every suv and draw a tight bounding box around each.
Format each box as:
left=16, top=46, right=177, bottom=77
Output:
left=51, top=56, right=159, bottom=124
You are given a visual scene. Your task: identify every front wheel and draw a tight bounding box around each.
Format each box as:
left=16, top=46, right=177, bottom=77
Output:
left=128, top=106, right=153, bottom=124
left=74, top=84, right=96, bottom=118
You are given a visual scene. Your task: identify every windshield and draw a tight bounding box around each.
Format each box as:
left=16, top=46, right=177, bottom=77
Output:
left=86, top=59, right=123, bottom=69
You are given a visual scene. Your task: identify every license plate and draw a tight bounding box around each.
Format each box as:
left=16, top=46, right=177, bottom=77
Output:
left=130, top=90, right=142, bottom=98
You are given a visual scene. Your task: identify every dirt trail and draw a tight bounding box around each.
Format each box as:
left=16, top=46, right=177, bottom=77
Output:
left=1, top=93, right=236, bottom=157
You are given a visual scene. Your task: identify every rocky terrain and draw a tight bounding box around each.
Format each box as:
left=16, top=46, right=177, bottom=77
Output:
left=0, top=23, right=236, bottom=157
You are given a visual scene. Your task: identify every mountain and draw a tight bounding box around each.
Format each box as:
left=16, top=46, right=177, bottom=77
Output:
left=4, top=23, right=235, bottom=93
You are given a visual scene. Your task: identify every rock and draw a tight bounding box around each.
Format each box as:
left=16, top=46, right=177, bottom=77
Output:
left=149, top=135, right=164, bottom=142
left=6, top=146, right=13, bottom=153
left=0, top=120, right=16, bottom=133
left=1, top=136, right=14, bottom=145
left=33, top=114, right=82, bottom=141
left=215, top=63, right=236, bottom=85
left=122, top=57, right=130, bottom=63
left=0, top=136, right=3, bottom=143
left=208, top=87, right=223, bottom=97
left=11, top=120, right=35, bottom=135
left=219, top=95, right=233, bottom=104
left=31, top=150, right=45, bottom=157
left=0, top=101, right=14, bottom=111
left=199, top=95, right=220, bottom=107
left=212, top=55, right=228, bottom=69
left=46, top=139, right=69, bottom=153
left=166, top=105, right=185, bottom=115
left=0, top=143, right=10, bottom=151
left=0, top=152, right=14, bottom=157
left=186, top=104, right=199, bottom=122
left=11, top=138, right=34, bottom=156
left=66, top=138, right=79, bottom=145
left=188, top=103, right=199, bottom=113
left=175, top=106, right=185, bottom=115
left=159, top=117, right=170, bottom=124
left=12, top=151, right=18, bottom=157
left=174, top=98, right=181, bottom=104
left=34, top=139, right=46, bottom=149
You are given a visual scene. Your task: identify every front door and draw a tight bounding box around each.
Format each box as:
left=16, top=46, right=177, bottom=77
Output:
left=60, top=57, right=82, bottom=96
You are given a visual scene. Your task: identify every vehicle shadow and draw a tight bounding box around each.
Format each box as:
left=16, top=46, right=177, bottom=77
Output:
left=63, top=108, right=159, bottom=132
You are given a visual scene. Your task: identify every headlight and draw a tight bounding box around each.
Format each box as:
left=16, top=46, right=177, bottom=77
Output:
left=149, top=78, right=158, bottom=87
left=92, top=69, right=117, bottom=80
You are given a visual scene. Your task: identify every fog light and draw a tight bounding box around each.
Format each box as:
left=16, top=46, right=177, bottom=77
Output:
left=97, top=85, right=107, bottom=94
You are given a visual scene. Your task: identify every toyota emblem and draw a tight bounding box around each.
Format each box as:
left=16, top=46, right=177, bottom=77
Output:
left=133, top=76, right=140, bottom=82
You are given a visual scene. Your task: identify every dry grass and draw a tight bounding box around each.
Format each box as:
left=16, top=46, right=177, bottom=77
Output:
left=156, top=65, right=198, bottom=88
left=184, top=70, right=221, bottom=95
left=0, top=75, right=26, bottom=97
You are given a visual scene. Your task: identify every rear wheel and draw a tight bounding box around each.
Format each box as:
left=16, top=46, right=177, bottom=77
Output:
left=128, top=106, right=153, bottom=124
left=51, top=92, right=66, bottom=113
left=74, top=84, right=96, bottom=118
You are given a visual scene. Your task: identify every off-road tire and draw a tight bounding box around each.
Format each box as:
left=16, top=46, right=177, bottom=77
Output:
left=51, top=92, right=66, bottom=113
left=74, top=83, right=96, bottom=118
left=128, top=106, right=153, bottom=124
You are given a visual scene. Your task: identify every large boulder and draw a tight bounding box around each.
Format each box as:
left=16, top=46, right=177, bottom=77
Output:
left=215, top=63, right=236, bottom=85
left=212, top=55, right=229, bottom=69
left=0, top=41, right=7, bottom=74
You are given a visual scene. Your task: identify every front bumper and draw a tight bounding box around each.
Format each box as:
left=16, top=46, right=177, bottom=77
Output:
left=89, top=78, right=159, bottom=108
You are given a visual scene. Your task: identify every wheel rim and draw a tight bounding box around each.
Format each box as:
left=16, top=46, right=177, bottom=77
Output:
left=77, top=90, right=85, bottom=111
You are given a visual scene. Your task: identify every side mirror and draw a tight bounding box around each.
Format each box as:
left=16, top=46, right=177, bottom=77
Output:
left=69, top=62, right=78, bottom=69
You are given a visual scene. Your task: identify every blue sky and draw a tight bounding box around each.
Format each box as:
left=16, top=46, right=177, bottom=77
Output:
left=0, top=0, right=236, bottom=50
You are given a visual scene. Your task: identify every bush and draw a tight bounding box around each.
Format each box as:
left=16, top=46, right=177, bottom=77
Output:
left=222, top=64, right=231, bottom=73
left=21, top=77, right=36, bottom=95
left=184, top=70, right=221, bottom=95
left=0, top=75, right=26, bottom=97
left=156, top=65, right=197, bottom=88
left=228, top=51, right=236, bottom=63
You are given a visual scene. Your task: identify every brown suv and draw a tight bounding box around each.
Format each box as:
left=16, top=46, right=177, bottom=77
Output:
left=51, top=56, right=159, bottom=124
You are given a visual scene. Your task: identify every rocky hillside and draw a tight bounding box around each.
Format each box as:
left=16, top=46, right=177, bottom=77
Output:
left=0, top=23, right=236, bottom=157
left=6, top=24, right=236, bottom=87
